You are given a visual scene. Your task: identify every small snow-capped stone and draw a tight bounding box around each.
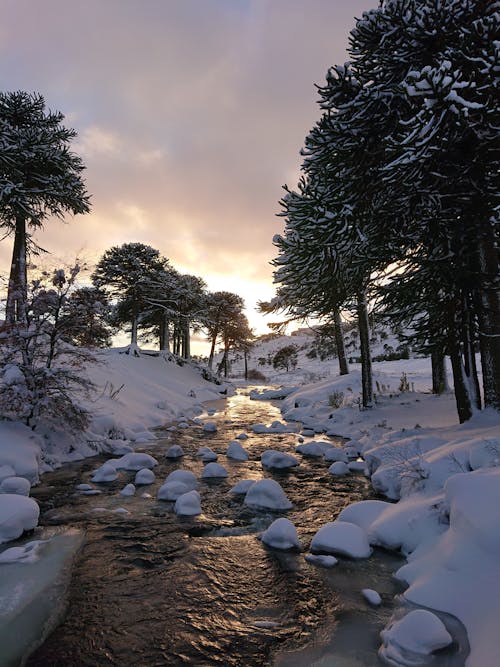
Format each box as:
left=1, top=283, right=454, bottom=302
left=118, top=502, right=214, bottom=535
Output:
left=345, top=440, right=363, bottom=456
left=157, top=481, right=190, bottom=501
left=165, top=445, right=184, bottom=459
left=347, top=460, right=367, bottom=473
left=164, top=470, right=197, bottom=490
left=244, top=479, right=293, bottom=511
left=91, top=463, right=118, bottom=483
left=337, top=500, right=390, bottom=533
left=196, top=446, right=212, bottom=457
left=310, top=521, right=372, bottom=558
left=380, top=609, right=452, bottom=659
left=362, top=589, right=382, bottom=606
left=296, top=441, right=332, bottom=458
left=111, top=453, right=158, bottom=471
left=76, top=483, right=94, bottom=491
left=297, top=437, right=304, bottom=444
left=202, top=463, right=228, bottom=479
left=328, top=461, right=349, bottom=476
left=174, top=490, right=201, bottom=516
left=305, top=553, right=338, bottom=568
left=120, top=483, right=136, bottom=497
left=177, top=422, right=190, bottom=430
left=324, top=448, right=348, bottom=463
left=228, top=479, right=256, bottom=495
left=0, top=495, right=40, bottom=544
left=203, top=421, right=217, bottom=433
left=177, top=416, right=188, bottom=423
left=112, top=507, right=130, bottom=515
left=235, top=433, right=248, bottom=440
left=261, top=450, right=299, bottom=470
left=135, top=468, right=155, bottom=485
left=0, top=476, right=31, bottom=496
left=261, top=518, right=300, bottom=550
left=202, top=449, right=218, bottom=462
left=226, top=441, right=249, bottom=461
left=301, top=429, right=315, bottom=437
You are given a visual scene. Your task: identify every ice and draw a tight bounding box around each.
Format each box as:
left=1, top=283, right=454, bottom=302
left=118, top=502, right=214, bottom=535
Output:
left=111, top=453, right=158, bottom=471
left=261, top=450, right=299, bottom=470
left=203, top=421, right=217, bottom=433
left=164, top=469, right=197, bottom=490
left=120, top=483, right=136, bottom=497
left=228, top=479, right=256, bottom=495
left=323, top=448, right=348, bottom=463
left=0, top=477, right=31, bottom=496
left=295, top=440, right=332, bottom=457
left=362, top=588, right=382, bottom=606
left=244, top=479, right=293, bottom=511
left=261, top=518, right=300, bottom=550
left=91, top=463, right=118, bottom=483
left=0, top=495, right=40, bottom=544
left=165, top=445, right=184, bottom=459
left=305, top=553, right=338, bottom=568
left=201, top=463, right=228, bottom=479
left=226, top=441, right=249, bottom=461
left=0, top=539, right=46, bottom=564
left=379, top=609, right=452, bottom=663
left=328, top=461, right=349, bottom=476
left=174, top=490, right=201, bottom=516
left=310, top=521, right=372, bottom=559
left=134, top=468, right=155, bottom=485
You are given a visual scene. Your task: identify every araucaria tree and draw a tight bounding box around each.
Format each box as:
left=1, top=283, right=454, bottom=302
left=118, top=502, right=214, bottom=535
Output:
left=272, top=0, right=499, bottom=421
left=0, top=92, right=90, bottom=324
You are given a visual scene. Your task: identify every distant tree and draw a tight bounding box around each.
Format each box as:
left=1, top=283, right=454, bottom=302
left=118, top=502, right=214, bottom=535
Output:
left=0, top=92, right=90, bottom=324
left=272, top=345, right=298, bottom=373
left=60, top=286, right=112, bottom=348
left=204, top=292, right=245, bottom=369
left=216, top=313, right=253, bottom=378
left=91, top=243, right=168, bottom=352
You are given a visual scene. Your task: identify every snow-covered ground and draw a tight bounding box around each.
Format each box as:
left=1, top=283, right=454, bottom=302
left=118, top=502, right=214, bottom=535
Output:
left=1, top=339, right=499, bottom=666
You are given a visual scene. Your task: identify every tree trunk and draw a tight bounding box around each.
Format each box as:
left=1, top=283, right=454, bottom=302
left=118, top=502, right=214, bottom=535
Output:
left=5, top=216, right=28, bottom=324
left=431, top=349, right=449, bottom=394
left=333, top=307, right=349, bottom=375
left=244, top=349, right=248, bottom=380
left=461, top=297, right=481, bottom=410
left=163, top=315, right=170, bottom=352
left=357, top=291, right=373, bottom=408
left=208, top=332, right=218, bottom=369
left=476, top=215, right=500, bottom=410
left=447, top=309, right=473, bottom=423
left=130, top=314, right=138, bottom=346
left=183, top=321, right=190, bottom=360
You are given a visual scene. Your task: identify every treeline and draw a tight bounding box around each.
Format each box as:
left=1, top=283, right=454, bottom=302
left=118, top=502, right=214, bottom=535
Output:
left=269, top=0, right=498, bottom=422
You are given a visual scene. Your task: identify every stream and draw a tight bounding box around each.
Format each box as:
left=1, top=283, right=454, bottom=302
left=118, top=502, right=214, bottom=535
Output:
left=25, top=387, right=405, bottom=666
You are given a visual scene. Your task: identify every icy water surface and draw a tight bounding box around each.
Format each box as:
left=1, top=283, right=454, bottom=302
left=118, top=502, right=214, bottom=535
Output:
left=25, top=388, right=412, bottom=666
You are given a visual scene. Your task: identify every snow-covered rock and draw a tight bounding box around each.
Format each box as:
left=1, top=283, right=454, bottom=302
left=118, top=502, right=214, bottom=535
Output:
left=201, top=463, right=228, bottom=479
left=261, top=450, right=299, bottom=470
left=295, top=441, right=332, bottom=458
left=165, top=445, right=184, bottom=459
left=174, top=490, right=201, bottom=516
left=134, top=468, right=155, bottom=485
left=91, top=463, right=118, bottom=483
left=157, top=481, right=190, bottom=501
left=328, top=461, right=349, bottom=476
left=362, top=589, right=382, bottom=606
left=0, top=477, right=31, bottom=496
left=252, top=421, right=298, bottom=434
left=235, top=433, right=248, bottom=440
left=324, top=448, right=349, bottom=463
left=379, top=609, right=452, bottom=663
left=244, top=479, right=293, bottom=511
left=120, top=483, right=136, bottom=497
left=164, top=469, right=197, bottom=491
left=347, top=460, right=367, bottom=473
left=203, top=421, right=217, bottom=433
left=0, top=495, right=39, bottom=544
left=337, top=500, right=390, bottom=534
left=201, top=449, right=218, bottom=462
left=111, top=453, right=158, bottom=471
left=226, top=441, right=249, bottom=461
left=228, top=479, right=256, bottom=495
left=0, top=466, right=16, bottom=483
left=310, top=521, right=372, bottom=559
left=261, top=518, right=300, bottom=550
left=305, top=553, right=338, bottom=568
left=0, top=539, right=46, bottom=564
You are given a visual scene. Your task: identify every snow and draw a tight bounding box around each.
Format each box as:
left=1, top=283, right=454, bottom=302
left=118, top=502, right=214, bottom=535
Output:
left=226, top=441, right=249, bottom=461
left=323, top=448, right=348, bottom=463
left=164, top=469, right=198, bottom=490
left=261, top=450, right=299, bottom=470
left=0, top=422, right=40, bottom=483
left=304, top=553, right=338, bottom=568
left=157, top=481, right=190, bottom=501
left=0, top=477, right=31, bottom=496
left=362, top=589, right=382, bottom=606
left=203, top=421, right=217, bottom=433
left=91, top=463, right=118, bottom=483
left=174, top=490, right=201, bottom=516
left=134, top=468, right=155, bottom=485
left=201, top=463, right=228, bottom=479
left=379, top=609, right=452, bottom=663
left=120, top=483, right=136, bottom=497
left=0, top=495, right=40, bottom=544
left=310, top=521, right=372, bottom=559
left=295, top=440, right=333, bottom=457
left=228, top=479, right=256, bottom=495
left=260, top=518, right=301, bottom=550
left=110, top=453, right=158, bottom=471
left=201, top=448, right=218, bottom=462
left=251, top=421, right=298, bottom=434
left=244, top=479, right=293, bottom=511
left=328, top=461, right=349, bottom=476
left=337, top=500, right=390, bottom=533
left=0, top=539, right=45, bottom=564
left=165, top=445, right=184, bottom=459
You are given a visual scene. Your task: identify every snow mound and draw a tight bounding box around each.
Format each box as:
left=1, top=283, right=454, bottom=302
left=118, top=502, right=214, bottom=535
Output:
left=0, top=539, right=46, bottom=564
left=244, top=479, right=293, bottom=511
left=203, top=421, right=217, bottom=433
left=111, top=453, right=158, bottom=471
left=323, top=448, right=348, bottom=463
left=305, top=553, right=338, bottom=568
left=328, top=461, right=349, bottom=476
left=120, top=483, right=136, bottom=497
left=261, top=518, right=300, bottom=550
left=235, top=433, right=248, bottom=440
left=201, top=463, right=228, bottom=479
left=379, top=609, right=452, bottom=663
left=228, top=479, right=256, bottom=495
left=251, top=421, right=298, bottom=434
left=362, top=589, right=382, bottom=606
left=310, top=521, right=372, bottom=559
left=174, top=490, right=201, bottom=516
left=158, top=481, right=190, bottom=501
left=91, top=463, right=118, bottom=483
left=0, top=495, right=40, bottom=544
left=337, top=500, right=391, bottom=533
left=134, top=468, right=155, bottom=485
left=226, top=441, right=249, bottom=461
left=347, top=460, right=367, bottom=473
left=165, top=469, right=197, bottom=490
left=261, top=450, right=299, bottom=470
left=201, top=449, right=218, bottom=462
left=165, top=445, right=184, bottom=459
left=0, top=477, right=31, bottom=496
left=295, top=441, right=332, bottom=457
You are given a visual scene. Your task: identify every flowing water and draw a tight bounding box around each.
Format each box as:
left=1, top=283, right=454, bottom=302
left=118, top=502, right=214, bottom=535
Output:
left=24, top=387, right=445, bottom=666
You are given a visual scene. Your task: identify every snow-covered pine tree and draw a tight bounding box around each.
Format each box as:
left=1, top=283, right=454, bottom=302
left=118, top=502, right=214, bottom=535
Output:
left=0, top=92, right=90, bottom=324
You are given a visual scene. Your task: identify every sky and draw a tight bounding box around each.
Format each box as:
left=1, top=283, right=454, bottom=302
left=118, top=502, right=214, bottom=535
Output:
left=1, top=0, right=375, bottom=352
